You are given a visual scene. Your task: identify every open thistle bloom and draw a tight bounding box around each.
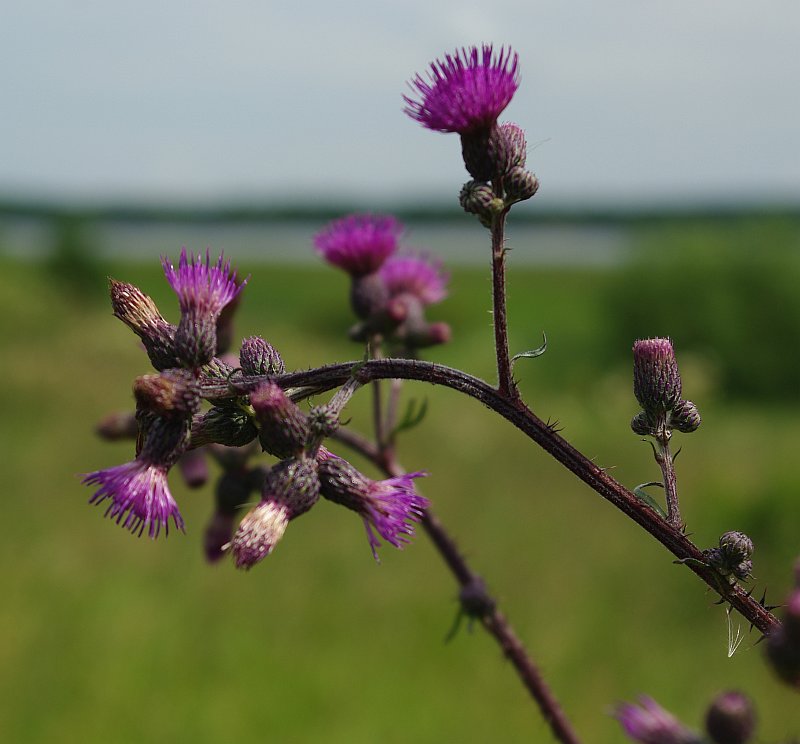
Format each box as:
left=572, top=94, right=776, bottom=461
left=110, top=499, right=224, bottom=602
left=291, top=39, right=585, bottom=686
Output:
left=380, top=253, right=449, bottom=306
left=314, top=214, right=401, bottom=277
left=404, top=45, right=519, bottom=135
left=162, top=248, right=247, bottom=368
left=404, top=45, right=520, bottom=180
left=318, top=456, right=428, bottom=560
left=230, top=458, right=321, bottom=569
left=83, top=415, right=192, bottom=538
left=615, top=697, right=701, bottom=744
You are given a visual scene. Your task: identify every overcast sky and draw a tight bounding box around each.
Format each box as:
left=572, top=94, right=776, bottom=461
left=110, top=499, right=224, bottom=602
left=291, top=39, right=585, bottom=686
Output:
left=2, top=1, right=798, bottom=208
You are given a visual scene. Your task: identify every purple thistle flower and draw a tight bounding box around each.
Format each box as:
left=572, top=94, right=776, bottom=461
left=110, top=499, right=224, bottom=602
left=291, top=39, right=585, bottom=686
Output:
left=161, top=248, right=245, bottom=317
left=314, top=214, right=401, bottom=277
left=161, top=249, right=247, bottom=367
left=380, top=253, right=449, bottom=306
left=360, top=473, right=429, bottom=559
left=404, top=45, right=519, bottom=134
left=615, top=697, right=701, bottom=744
left=83, top=460, right=184, bottom=538
left=318, top=456, right=428, bottom=560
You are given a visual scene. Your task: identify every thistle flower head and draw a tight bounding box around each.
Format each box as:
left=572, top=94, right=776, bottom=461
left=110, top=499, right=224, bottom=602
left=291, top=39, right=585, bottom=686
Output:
left=230, top=458, right=321, bottom=570
left=380, top=253, right=449, bottom=306
left=162, top=248, right=246, bottom=317
left=614, top=697, right=701, bottom=744
left=230, top=500, right=290, bottom=569
left=83, top=410, right=192, bottom=538
left=83, top=459, right=184, bottom=538
left=404, top=45, right=519, bottom=134
left=318, top=456, right=428, bottom=560
left=314, top=214, right=401, bottom=277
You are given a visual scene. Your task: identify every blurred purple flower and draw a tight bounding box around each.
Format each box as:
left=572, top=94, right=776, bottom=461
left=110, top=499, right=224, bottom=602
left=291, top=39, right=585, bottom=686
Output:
left=380, top=253, right=449, bottom=305
left=314, top=214, right=401, bottom=277
left=615, top=697, right=700, bottom=744
left=404, top=45, right=519, bottom=134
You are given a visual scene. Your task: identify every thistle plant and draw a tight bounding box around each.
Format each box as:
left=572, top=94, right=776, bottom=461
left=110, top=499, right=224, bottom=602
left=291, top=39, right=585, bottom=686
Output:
left=83, top=44, right=797, bottom=742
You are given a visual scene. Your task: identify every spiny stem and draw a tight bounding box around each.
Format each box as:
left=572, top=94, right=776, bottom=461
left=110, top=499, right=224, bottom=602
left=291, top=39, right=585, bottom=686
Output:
left=213, top=359, right=780, bottom=635
left=332, top=426, right=582, bottom=744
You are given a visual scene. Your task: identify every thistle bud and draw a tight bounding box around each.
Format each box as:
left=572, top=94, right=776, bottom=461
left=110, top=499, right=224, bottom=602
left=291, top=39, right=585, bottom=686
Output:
left=670, top=399, right=701, bottom=433
left=491, top=122, right=527, bottom=174
left=95, top=411, right=138, bottom=441
left=705, top=691, right=756, bottom=744
left=109, top=278, right=178, bottom=370
left=177, top=447, right=209, bottom=488
left=350, top=271, right=390, bottom=320
left=459, top=180, right=495, bottom=217
left=633, top=338, right=682, bottom=414
left=250, top=382, right=310, bottom=458
left=706, top=531, right=754, bottom=582
left=239, top=336, right=285, bottom=376
left=630, top=411, right=654, bottom=436
left=504, top=166, right=540, bottom=204
left=766, top=593, right=800, bottom=688
left=190, top=406, right=258, bottom=449
left=133, top=369, right=201, bottom=418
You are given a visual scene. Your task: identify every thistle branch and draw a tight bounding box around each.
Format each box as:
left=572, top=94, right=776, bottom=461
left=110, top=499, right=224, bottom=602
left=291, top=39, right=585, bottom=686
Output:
left=207, top=359, right=779, bottom=635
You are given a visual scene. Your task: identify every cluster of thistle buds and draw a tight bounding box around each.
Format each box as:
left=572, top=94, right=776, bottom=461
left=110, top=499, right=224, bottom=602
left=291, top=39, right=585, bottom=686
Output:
left=631, top=338, right=701, bottom=441
left=616, top=690, right=756, bottom=744
left=402, top=45, right=539, bottom=227
left=704, top=531, right=754, bottom=584
left=314, top=213, right=450, bottom=351
left=766, top=558, right=800, bottom=688
left=84, top=248, right=429, bottom=567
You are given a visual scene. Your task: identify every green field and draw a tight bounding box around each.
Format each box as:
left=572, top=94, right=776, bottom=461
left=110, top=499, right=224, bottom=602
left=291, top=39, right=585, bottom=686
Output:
left=1, top=239, right=799, bottom=742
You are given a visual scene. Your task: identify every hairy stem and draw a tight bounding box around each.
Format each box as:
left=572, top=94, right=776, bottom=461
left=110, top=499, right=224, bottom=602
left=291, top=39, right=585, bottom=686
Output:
left=333, top=426, right=582, bottom=744
left=208, top=359, right=779, bottom=635
left=490, top=209, right=517, bottom=399
left=655, top=438, right=682, bottom=530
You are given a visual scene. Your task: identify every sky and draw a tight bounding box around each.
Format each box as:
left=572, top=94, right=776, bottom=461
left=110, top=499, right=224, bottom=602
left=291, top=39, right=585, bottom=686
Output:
left=2, top=1, right=799, bottom=209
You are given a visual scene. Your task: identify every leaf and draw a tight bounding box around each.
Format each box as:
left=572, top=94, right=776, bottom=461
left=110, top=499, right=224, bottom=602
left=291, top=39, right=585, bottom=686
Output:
left=632, top=481, right=667, bottom=518
left=511, top=333, right=547, bottom=369
left=391, top=398, right=429, bottom=438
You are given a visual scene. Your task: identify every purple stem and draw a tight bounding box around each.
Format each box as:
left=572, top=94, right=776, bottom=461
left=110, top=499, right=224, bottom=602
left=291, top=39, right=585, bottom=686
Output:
left=490, top=208, right=517, bottom=399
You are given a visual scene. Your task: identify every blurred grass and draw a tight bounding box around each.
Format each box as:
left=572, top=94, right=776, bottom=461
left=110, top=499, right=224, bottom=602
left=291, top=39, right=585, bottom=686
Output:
left=1, top=247, right=799, bottom=743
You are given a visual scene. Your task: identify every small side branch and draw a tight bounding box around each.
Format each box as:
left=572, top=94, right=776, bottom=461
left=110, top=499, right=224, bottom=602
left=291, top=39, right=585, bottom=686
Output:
left=332, top=427, right=582, bottom=744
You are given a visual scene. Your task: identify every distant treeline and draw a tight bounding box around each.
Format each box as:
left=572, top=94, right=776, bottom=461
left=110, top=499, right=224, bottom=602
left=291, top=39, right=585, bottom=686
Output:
left=2, top=198, right=800, bottom=227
